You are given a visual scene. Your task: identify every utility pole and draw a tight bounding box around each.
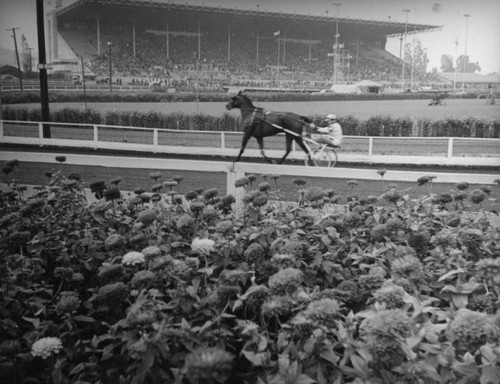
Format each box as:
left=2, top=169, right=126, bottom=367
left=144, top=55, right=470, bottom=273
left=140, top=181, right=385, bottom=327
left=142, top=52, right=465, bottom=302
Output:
left=36, top=0, right=50, bottom=138
left=401, top=9, right=410, bottom=91
left=7, top=27, right=23, bottom=92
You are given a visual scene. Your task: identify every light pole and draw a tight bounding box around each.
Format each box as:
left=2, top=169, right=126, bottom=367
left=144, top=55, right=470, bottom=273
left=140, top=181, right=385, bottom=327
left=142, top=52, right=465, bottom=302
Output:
left=401, top=9, right=410, bottom=91
left=107, top=41, right=112, bottom=92
left=28, top=47, right=34, bottom=72
left=453, top=38, right=458, bottom=94
left=461, top=14, right=470, bottom=92
left=332, top=2, right=341, bottom=84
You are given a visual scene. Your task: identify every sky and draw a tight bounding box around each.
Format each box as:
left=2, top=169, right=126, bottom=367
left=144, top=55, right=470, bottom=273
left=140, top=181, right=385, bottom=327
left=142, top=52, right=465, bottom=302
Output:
left=0, top=0, right=499, bottom=74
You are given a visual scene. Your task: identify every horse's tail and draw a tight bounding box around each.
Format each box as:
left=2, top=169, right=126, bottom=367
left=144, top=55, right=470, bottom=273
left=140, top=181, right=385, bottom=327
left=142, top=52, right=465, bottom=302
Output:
left=299, top=115, right=313, bottom=124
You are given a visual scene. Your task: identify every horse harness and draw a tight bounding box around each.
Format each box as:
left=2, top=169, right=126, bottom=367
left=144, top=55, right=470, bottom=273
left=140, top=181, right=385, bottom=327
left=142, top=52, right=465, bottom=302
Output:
left=245, top=107, right=267, bottom=136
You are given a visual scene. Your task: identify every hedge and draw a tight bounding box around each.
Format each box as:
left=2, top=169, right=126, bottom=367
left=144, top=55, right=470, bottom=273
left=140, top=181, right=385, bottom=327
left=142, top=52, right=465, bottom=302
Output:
left=2, top=106, right=499, bottom=137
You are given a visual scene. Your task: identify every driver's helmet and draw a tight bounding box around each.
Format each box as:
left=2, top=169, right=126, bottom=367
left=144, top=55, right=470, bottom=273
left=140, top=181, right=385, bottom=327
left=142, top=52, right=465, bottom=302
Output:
left=325, top=114, right=337, bottom=122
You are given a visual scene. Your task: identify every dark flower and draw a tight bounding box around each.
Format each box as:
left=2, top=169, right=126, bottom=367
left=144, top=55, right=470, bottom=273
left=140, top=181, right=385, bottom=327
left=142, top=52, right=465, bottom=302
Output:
left=190, top=200, right=206, bottom=214
left=417, top=175, right=436, bottom=185
left=235, top=177, right=250, bottom=188
left=258, top=181, right=271, bottom=192
left=104, top=187, right=121, bottom=201
left=203, top=188, right=219, bottom=201
left=67, top=172, right=81, bottom=181
left=110, top=177, right=122, bottom=185
left=176, top=214, right=196, bottom=236
left=149, top=171, right=161, bottom=180
left=185, top=190, right=199, bottom=200
left=104, top=233, right=126, bottom=249
left=137, top=209, right=157, bottom=225
left=97, top=282, right=129, bottom=304
left=2, top=165, right=14, bottom=175
left=470, top=189, right=486, bottom=204
left=6, top=159, right=20, bottom=168
left=293, top=178, right=307, bottom=186
left=252, top=194, right=268, bottom=207
left=98, top=264, right=124, bottom=283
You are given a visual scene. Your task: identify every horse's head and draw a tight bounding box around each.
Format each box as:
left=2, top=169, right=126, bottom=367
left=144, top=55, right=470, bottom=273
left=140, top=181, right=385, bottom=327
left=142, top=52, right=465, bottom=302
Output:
left=225, top=91, right=253, bottom=111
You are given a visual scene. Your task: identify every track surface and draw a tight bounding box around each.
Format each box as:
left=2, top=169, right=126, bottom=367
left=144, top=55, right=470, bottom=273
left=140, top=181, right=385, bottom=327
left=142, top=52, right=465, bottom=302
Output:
left=9, top=98, right=500, bottom=120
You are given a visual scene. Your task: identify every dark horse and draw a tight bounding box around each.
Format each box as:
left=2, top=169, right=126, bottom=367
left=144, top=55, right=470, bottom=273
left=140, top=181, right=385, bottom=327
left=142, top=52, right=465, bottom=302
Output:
left=225, top=91, right=312, bottom=164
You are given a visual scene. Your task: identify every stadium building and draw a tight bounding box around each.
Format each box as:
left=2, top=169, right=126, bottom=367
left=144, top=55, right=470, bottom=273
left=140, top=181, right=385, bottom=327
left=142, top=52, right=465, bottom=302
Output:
left=44, top=0, right=441, bottom=90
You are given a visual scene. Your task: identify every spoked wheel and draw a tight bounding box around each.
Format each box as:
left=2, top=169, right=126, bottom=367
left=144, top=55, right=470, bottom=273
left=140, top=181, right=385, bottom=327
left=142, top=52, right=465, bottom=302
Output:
left=311, top=148, right=332, bottom=167
left=329, top=148, right=338, bottom=167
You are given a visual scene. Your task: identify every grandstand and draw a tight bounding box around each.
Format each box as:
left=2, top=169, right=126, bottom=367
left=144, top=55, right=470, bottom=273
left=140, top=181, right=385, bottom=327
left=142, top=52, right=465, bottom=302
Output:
left=44, top=0, right=441, bottom=90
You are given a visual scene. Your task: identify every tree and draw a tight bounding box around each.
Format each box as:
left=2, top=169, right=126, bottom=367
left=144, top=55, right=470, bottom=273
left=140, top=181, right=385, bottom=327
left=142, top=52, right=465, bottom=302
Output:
left=404, top=39, right=429, bottom=76
left=440, top=54, right=454, bottom=72
left=456, top=55, right=481, bottom=73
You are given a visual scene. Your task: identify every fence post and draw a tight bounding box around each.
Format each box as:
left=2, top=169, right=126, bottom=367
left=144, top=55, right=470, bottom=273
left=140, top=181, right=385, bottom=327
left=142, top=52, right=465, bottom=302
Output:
left=153, top=129, right=158, bottom=152
left=226, top=163, right=246, bottom=217
left=368, top=137, right=373, bottom=158
left=447, top=138, right=454, bottom=158
left=221, top=132, right=225, bottom=148
left=93, top=125, right=99, bottom=149
left=38, top=122, right=44, bottom=146
left=0, top=119, right=3, bottom=139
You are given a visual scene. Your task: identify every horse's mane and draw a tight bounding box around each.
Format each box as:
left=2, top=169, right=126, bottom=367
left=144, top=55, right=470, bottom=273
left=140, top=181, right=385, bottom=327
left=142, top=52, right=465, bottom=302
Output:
left=238, top=93, right=255, bottom=107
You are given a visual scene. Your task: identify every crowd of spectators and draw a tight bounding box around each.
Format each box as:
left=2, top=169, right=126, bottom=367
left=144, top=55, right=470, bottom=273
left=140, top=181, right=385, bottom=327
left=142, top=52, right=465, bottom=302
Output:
left=62, top=22, right=440, bottom=89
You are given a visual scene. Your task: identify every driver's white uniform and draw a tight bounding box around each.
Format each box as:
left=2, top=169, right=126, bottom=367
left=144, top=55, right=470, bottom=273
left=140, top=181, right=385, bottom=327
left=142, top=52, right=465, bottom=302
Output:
left=311, top=115, right=343, bottom=147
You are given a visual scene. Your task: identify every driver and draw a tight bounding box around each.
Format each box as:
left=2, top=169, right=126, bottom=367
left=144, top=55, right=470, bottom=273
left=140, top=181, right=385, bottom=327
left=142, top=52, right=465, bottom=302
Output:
left=312, top=114, right=343, bottom=147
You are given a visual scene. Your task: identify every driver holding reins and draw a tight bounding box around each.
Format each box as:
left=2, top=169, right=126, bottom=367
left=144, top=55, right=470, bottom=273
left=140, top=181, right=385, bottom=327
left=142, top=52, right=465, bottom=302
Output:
left=311, top=114, right=343, bottom=148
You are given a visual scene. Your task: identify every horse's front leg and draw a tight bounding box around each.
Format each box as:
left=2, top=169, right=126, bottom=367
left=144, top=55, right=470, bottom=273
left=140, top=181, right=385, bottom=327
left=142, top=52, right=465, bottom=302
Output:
left=277, top=135, right=294, bottom=164
left=256, top=137, right=275, bottom=164
left=234, top=133, right=251, bottom=163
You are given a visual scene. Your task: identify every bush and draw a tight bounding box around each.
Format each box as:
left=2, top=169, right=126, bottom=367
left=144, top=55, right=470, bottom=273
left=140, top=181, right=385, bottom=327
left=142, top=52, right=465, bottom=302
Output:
left=2, top=105, right=499, bottom=137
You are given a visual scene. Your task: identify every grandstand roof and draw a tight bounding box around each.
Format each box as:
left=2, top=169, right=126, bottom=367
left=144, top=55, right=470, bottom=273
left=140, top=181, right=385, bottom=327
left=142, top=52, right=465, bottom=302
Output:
left=56, top=0, right=441, bottom=38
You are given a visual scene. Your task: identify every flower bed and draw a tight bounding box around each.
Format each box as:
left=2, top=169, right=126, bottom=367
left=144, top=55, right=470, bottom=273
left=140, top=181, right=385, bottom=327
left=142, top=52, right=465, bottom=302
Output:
left=1, top=158, right=500, bottom=384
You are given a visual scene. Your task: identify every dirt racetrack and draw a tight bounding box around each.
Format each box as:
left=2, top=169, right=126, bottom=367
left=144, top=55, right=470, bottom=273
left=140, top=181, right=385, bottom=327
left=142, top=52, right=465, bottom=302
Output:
left=11, top=97, right=500, bottom=120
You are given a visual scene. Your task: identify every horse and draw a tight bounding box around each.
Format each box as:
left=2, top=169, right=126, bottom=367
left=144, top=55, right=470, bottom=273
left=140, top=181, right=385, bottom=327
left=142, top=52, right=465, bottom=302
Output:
left=225, top=91, right=313, bottom=164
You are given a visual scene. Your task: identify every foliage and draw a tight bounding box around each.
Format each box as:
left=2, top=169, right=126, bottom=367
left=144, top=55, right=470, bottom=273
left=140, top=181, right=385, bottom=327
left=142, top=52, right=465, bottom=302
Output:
left=2, top=105, right=499, bottom=138
left=1, top=160, right=500, bottom=384
left=1, top=90, right=482, bottom=106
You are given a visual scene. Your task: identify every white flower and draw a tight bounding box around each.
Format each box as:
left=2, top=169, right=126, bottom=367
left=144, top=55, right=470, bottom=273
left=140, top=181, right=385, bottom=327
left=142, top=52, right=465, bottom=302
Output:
left=191, top=238, right=215, bottom=255
left=122, top=251, right=145, bottom=266
left=31, top=337, right=63, bottom=359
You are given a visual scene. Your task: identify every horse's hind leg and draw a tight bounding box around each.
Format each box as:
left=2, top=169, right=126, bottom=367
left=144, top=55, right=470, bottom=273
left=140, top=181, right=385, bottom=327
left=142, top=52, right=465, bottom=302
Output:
left=256, top=137, right=274, bottom=163
left=277, top=136, right=293, bottom=164
left=295, top=137, right=314, bottom=166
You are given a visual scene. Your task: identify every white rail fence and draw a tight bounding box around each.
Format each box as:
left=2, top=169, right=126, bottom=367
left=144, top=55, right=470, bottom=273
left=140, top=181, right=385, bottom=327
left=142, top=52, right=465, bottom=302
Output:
left=1, top=119, right=500, bottom=167
left=1, top=151, right=498, bottom=213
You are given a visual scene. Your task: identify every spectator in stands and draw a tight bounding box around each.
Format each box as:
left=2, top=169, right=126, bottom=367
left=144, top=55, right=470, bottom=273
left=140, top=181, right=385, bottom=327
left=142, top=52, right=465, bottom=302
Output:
left=312, top=114, right=343, bottom=147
